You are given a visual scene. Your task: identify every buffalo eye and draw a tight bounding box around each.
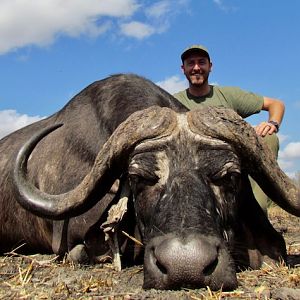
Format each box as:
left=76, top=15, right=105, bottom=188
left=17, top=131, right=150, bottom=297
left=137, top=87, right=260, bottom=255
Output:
left=211, top=164, right=241, bottom=190
left=213, top=172, right=240, bottom=189
left=128, top=169, right=159, bottom=195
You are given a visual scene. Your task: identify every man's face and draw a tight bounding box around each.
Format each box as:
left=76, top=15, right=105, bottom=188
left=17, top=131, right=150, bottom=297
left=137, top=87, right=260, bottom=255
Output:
left=182, top=53, right=212, bottom=87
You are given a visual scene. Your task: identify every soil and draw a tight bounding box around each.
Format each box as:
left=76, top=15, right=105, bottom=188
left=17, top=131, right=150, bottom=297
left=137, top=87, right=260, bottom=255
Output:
left=0, top=206, right=299, bottom=299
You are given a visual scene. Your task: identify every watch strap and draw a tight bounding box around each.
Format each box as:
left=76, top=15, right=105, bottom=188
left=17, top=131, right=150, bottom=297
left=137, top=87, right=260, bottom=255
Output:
left=268, top=120, right=279, bottom=132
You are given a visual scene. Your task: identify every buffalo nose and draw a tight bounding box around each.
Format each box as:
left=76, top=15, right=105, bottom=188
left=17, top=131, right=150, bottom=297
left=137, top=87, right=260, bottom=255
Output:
left=145, top=235, right=220, bottom=289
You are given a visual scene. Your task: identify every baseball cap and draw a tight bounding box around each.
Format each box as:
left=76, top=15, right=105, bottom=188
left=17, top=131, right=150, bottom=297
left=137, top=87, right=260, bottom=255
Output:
left=181, top=45, right=210, bottom=62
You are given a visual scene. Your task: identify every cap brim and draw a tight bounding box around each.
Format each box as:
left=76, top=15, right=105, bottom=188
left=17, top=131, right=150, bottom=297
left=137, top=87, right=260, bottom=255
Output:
left=181, top=48, right=210, bottom=61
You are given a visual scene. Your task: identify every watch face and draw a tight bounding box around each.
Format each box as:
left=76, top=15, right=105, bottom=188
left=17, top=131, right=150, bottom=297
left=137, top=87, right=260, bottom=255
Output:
left=268, top=121, right=279, bottom=131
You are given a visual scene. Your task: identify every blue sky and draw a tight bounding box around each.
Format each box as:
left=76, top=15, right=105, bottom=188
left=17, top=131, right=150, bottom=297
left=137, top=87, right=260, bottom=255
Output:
left=0, top=0, right=299, bottom=177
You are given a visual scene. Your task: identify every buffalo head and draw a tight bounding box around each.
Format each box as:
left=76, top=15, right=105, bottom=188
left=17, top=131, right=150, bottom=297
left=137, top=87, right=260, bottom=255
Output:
left=13, top=105, right=300, bottom=290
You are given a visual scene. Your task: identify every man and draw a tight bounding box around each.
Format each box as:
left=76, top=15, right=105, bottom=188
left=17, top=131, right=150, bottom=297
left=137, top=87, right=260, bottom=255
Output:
left=173, top=45, right=285, bottom=213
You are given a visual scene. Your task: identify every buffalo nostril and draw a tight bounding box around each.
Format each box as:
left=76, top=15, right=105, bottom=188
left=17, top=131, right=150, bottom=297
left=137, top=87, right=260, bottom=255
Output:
left=149, top=246, right=168, bottom=276
left=156, top=260, right=168, bottom=275
left=203, top=257, right=218, bottom=276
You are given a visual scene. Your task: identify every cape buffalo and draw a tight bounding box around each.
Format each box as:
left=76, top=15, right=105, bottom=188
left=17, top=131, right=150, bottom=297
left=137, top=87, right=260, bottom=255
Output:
left=1, top=74, right=299, bottom=290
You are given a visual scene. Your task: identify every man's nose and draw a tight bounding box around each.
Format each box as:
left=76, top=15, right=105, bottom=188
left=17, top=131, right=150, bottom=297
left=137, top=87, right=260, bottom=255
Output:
left=193, top=63, right=201, bottom=70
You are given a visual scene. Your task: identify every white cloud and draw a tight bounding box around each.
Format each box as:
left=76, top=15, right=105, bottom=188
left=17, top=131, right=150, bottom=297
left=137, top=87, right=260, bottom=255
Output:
left=213, top=0, right=228, bottom=10
left=156, top=75, right=187, bottom=94
left=213, top=0, right=223, bottom=6
left=278, top=142, right=300, bottom=175
left=0, top=0, right=139, bottom=54
left=212, top=0, right=237, bottom=12
left=279, top=142, right=300, bottom=159
left=285, top=171, right=298, bottom=180
left=277, top=133, right=289, bottom=144
left=278, top=159, right=294, bottom=172
left=142, top=0, right=187, bottom=36
left=120, top=21, right=155, bottom=39
left=0, top=110, right=44, bottom=139
left=0, top=0, right=190, bottom=53
left=146, top=1, right=171, bottom=18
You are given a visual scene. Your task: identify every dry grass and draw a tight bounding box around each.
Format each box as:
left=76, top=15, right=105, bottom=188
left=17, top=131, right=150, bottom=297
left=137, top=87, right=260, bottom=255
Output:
left=0, top=206, right=299, bottom=299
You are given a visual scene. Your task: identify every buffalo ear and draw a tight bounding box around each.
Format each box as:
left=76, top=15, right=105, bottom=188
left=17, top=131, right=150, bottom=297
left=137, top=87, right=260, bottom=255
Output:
left=187, top=107, right=300, bottom=217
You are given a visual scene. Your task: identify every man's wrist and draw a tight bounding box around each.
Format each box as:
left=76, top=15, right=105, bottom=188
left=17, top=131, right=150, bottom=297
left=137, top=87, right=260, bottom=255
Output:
left=268, top=120, right=280, bottom=132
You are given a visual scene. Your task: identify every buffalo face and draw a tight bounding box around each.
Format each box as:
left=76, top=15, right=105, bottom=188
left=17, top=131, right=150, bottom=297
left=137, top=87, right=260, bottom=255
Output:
left=127, top=128, right=241, bottom=290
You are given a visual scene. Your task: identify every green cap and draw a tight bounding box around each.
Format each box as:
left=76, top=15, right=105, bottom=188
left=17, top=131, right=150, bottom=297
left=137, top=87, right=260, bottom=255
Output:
left=181, top=45, right=210, bottom=62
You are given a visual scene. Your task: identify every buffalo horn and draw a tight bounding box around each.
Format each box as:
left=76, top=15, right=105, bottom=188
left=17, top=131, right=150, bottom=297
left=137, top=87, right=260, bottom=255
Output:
left=13, top=106, right=177, bottom=219
left=187, top=106, right=300, bottom=217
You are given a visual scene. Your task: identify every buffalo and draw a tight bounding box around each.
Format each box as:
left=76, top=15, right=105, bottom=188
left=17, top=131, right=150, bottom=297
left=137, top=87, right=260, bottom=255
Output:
left=1, top=74, right=299, bottom=290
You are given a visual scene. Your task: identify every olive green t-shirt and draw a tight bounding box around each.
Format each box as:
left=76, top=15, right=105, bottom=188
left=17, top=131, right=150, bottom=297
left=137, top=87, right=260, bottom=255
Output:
left=173, top=85, right=264, bottom=118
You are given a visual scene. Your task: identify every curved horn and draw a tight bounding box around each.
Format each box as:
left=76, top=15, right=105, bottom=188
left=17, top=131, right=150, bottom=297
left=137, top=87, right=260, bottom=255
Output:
left=187, top=106, right=300, bottom=217
left=13, top=106, right=177, bottom=220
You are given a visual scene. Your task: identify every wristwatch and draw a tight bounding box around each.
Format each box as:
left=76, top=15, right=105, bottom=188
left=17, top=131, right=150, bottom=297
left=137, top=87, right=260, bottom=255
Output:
left=268, top=120, right=280, bottom=132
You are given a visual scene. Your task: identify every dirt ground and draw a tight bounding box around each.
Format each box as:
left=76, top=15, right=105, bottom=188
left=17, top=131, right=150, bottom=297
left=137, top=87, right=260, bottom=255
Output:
left=0, top=206, right=299, bottom=300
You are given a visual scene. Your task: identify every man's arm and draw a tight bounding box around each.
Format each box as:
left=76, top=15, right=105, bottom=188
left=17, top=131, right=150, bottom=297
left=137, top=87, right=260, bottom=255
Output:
left=255, top=97, right=285, bottom=137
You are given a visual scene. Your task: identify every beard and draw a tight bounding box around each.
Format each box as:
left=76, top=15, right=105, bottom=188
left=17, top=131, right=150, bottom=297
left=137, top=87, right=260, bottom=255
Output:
left=187, top=72, right=209, bottom=87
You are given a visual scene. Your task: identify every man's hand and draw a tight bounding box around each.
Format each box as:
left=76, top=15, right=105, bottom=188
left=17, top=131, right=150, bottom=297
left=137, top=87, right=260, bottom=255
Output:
left=255, top=121, right=278, bottom=137
left=259, top=96, right=284, bottom=137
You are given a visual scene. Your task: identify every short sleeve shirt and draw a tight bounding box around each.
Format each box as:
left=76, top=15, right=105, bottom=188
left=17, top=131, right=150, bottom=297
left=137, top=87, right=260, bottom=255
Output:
left=173, top=85, right=264, bottom=118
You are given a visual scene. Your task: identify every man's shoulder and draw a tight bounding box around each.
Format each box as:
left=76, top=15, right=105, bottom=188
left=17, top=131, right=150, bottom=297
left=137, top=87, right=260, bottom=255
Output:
left=212, top=85, right=254, bottom=102
left=213, top=85, right=243, bottom=94
left=173, top=89, right=187, bottom=96
left=173, top=89, right=188, bottom=100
